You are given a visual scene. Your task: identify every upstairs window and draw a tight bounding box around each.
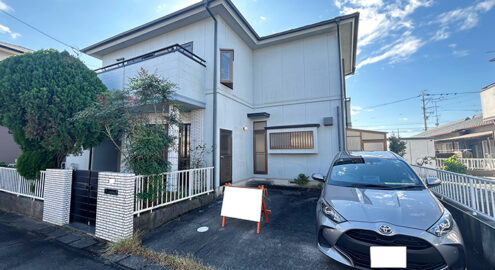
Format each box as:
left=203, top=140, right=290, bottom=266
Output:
left=220, top=49, right=234, bottom=89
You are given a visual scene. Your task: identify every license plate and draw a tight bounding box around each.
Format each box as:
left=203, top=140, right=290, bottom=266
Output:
left=370, top=246, right=407, bottom=268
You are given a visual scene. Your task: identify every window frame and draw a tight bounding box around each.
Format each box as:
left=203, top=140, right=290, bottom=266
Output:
left=220, top=49, right=234, bottom=89
left=253, top=121, right=268, bottom=174
left=266, top=127, right=319, bottom=154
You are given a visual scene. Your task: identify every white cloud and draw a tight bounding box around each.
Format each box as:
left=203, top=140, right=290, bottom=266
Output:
left=157, top=0, right=201, bottom=14
left=260, top=16, right=267, bottom=21
left=452, top=49, right=469, bottom=57
left=448, top=43, right=457, bottom=48
left=335, top=0, right=431, bottom=68
left=435, top=0, right=495, bottom=37
left=351, top=106, right=374, bottom=115
left=0, top=0, right=11, bottom=11
left=431, top=27, right=450, bottom=41
left=336, top=0, right=494, bottom=69
left=0, top=24, right=20, bottom=39
left=401, top=117, right=409, bottom=121
left=357, top=33, right=424, bottom=69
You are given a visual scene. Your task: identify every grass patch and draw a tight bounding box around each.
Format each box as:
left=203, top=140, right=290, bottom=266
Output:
left=106, top=232, right=214, bottom=270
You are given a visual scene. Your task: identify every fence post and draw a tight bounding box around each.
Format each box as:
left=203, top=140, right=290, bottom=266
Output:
left=469, top=178, right=476, bottom=209
left=189, top=170, right=194, bottom=199
left=16, top=173, right=21, bottom=196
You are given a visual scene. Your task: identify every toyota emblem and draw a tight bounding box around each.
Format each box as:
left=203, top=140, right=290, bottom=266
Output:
left=378, top=225, right=393, bottom=235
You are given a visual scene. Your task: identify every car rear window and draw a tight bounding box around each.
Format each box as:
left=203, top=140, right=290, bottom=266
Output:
left=329, top=158, right=422, bottom=187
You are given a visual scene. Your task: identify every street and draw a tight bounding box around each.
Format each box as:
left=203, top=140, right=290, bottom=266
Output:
left=0, top=214, right=118, bottom=270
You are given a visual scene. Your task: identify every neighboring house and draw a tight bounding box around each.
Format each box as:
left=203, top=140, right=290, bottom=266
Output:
left=346, top=128, right=387, bottom=152
left=401, top=137, right=435, bottom=167
left=67, top=0, right=359, bottom=187
left=0, top=42, right=33, bottom=164
left=412, top=82, right=495, bottom=171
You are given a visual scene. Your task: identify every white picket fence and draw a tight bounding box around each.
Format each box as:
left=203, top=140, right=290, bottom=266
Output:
left=134, top=167, right=214, bottom=215
left=0, top=167, right=45, bottom=200
left=436, top=158, right=495, bottom=171
left=412, top=165, right=495, bottom=220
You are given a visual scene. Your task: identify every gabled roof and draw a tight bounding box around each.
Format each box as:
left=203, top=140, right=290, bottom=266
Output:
left=0, top=41, right=32, bottom=54
left=413, top=114, right=495, bottom=138
left=82, top=0, right=359, bottom=75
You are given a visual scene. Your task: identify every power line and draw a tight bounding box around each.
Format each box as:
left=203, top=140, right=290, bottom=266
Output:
left=361, top=95, right=420, bottom=110
left=0, top=9, right=81, bottom=55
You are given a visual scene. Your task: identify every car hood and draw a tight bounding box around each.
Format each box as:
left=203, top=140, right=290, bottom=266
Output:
left=324, top=185, right=443, bottom=230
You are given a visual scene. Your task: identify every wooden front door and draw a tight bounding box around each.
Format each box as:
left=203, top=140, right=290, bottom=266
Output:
left=220, top=129, right=232, bottom=185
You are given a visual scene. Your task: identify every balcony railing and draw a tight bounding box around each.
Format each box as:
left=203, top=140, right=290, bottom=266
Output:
left=412, top=165, right=495, bottom=221
left=94, top=43, right=206, bottom=74
left=436, top=158, right=495, bottom=171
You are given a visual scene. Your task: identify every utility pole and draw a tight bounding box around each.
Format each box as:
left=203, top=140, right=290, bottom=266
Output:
left=434, top=101, right=439, bottom=127
left=421, top=90, right=428, bottom=131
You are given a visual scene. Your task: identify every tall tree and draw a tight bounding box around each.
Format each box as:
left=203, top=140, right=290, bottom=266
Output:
left=76, top=68, right=181, bottom=176
left=388, top=135, right=407, bottom=157
left=0, top=50, right=107, bottom=178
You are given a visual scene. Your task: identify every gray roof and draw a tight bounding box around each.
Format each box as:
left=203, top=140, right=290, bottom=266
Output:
left=0, top=41, right=32, bottom=54
left=414, top=114, right=494, bottom=137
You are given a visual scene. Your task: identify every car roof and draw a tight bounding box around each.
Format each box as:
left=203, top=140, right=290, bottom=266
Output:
left=336, top=151, right=401, bottom=161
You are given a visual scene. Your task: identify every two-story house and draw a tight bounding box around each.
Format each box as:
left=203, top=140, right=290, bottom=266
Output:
left=66, top=0, right=359, bottom=188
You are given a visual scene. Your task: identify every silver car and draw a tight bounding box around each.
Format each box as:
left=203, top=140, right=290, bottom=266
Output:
left=313, top=151, right=465, bottom=270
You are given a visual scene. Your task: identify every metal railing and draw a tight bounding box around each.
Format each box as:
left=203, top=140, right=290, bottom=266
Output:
left=94, top=43, right=207, bottom=74
left=436, top=158, right=495, bottom=170
left=0, top=167, right=45, bottom=200
left=412, top=165, right=495, bottom=220
left=134, top=167, right=214, bottom=215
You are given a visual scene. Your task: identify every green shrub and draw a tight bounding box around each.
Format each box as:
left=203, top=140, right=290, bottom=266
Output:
left=442, top=155, right=467, bottom=174
left=294, top=173, right=310, bottom=186
left=16, top=150, right=56, bottom=179
left=0, top=162, right=7, bottom=167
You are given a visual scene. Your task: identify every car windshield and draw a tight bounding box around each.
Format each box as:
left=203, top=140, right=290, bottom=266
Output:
left=329, top=157, right=424, bottom=189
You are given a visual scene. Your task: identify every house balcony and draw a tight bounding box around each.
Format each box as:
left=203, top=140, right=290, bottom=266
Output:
left=95, top=44, right=207, bottom=110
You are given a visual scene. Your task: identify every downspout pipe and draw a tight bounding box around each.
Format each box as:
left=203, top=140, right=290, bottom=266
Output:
left=335, top=20, right=347, bottom=152
left=205, top=1, right=218, bottom=188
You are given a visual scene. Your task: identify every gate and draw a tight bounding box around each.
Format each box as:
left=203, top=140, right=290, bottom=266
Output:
left=70, top=170, right=98, bottom=226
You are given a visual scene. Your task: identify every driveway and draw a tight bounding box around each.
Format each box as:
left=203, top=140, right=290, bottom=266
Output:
left=142, top=185, right=350, bottom=270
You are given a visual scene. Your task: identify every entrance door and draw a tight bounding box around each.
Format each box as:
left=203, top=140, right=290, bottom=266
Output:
left=70, top=170, right=98, bottom=226
left=220, top=129, right=232, bottom=185
left=178, top=124, right=191, bottom=170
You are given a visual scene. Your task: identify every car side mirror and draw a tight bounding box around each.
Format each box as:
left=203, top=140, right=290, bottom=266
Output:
left=312, top=173, right=325, bottom=182
left=426, top=177, right=441, bottom=187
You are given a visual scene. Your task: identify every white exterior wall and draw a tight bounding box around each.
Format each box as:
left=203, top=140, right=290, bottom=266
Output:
left=481, top=84, right=495, bottom=122
left=88, top=13, right=344, bottom=184
left=65, top=150, right=90, bottom=170
left=402, top=139, right=436, bottom=167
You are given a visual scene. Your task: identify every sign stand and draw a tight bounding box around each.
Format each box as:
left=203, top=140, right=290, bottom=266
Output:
left=221, top=183, right=271, bottom=234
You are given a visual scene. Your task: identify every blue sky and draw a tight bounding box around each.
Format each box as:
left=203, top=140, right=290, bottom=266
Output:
left=0, top=0, right=494, bottom=137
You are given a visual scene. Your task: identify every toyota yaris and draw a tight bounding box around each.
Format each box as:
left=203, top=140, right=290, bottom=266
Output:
left=313, top=151, right=465, bottom=270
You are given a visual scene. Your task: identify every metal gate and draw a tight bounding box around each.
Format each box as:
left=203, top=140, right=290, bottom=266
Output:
left=70, top=170, right=98, bottom=226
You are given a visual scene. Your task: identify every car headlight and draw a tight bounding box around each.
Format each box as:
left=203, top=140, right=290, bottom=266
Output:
left=428, top=209, right=454, bottom=237
left=320, top=200, right=346, bottom=223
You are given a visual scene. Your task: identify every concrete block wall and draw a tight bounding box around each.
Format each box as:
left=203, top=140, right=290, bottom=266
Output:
left=42, top=169, right=73, bottom=226
left=95, top=172, right=135, bottom=242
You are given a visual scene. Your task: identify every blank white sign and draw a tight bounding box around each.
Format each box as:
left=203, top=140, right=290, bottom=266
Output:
left=370, top=246, right=407, bottom=268
left=221, top=186, right=263, bottom=222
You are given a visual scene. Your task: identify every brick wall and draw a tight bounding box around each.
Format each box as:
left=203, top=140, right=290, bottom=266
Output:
left=95, top=172, right=135, bottom=242
left=42, top=169, right=73, bottom=226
